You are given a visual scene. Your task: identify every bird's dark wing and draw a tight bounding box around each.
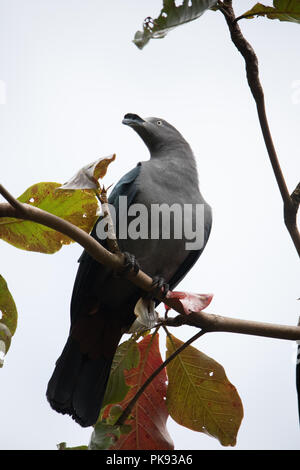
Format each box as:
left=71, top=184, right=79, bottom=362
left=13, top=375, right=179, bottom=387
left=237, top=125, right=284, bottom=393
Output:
left=108, top=163, right=141, bottom=214
left=168, top=203, right=212, bottom=291
left=47, top=164, right=142, bottom=427
left=70, top=164, right=141, bottom=324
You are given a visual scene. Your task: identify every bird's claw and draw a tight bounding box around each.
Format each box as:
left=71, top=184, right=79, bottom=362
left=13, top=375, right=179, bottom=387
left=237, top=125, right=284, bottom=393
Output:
left=146, top=275, right=169, bottom=300
left=117, top=252, right=140, bottom=278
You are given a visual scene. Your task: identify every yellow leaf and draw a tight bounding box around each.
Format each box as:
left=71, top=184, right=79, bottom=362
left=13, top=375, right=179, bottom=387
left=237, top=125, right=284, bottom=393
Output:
left=166, top=334, right=243, bottom=447
left=0, top=182, right=98, bottom=253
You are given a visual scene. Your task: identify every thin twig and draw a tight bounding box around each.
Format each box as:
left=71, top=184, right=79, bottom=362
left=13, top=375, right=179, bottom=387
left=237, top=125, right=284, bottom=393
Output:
left=115, top=326, right=161, bottom=425
left=218, top=3, right=300, bottom=257
left=98, top=186, right=121, bottom=255
left=234, top=13, right=264, bottom=23
left=116, top=327, right=207, bottom=426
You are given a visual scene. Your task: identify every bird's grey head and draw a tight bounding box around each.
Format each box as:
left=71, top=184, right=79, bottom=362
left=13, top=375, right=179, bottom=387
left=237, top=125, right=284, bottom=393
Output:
left=122, top=113, right=190, bottom=155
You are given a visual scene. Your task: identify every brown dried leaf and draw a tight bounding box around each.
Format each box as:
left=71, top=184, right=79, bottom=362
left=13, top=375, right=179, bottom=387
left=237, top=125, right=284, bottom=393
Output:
left=59, top=154, right=116, bottom=190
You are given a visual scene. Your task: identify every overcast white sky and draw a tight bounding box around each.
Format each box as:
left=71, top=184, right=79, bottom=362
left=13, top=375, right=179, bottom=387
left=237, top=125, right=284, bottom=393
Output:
left=0, top=0, right=299, bottom=450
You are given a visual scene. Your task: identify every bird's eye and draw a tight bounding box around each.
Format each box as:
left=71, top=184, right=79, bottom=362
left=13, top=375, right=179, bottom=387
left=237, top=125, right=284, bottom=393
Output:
left=156, top=120, right=162, bottom=126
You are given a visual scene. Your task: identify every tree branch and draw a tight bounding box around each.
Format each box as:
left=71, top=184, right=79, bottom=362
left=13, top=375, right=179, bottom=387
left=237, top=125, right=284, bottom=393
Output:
left=0, top=184, right=196, bottom=313
left=0, top=184, right=154, bottom=294
left=1, top=183, right=300, bottom=341
left=218, top=2, right=300, bottom=257
left=161, top=311, right=300, bottom=341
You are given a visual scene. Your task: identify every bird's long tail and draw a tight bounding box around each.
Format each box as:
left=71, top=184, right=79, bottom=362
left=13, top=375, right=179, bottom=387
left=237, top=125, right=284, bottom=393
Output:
left=46, top=312, right=123, bottom=427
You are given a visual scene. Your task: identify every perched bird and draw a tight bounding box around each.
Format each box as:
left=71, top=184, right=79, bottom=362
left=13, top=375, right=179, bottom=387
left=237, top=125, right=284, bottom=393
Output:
left=46, top=113, right=212, bottom=427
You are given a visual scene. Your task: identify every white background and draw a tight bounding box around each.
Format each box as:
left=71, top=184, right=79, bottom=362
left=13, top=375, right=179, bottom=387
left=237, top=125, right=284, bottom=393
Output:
left=0, top=0, right=299, bottom=450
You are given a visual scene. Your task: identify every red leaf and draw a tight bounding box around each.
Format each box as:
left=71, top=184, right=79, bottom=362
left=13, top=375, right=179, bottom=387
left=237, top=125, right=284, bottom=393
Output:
left=104, top=334, right=174, bottom=450
left=165, top=291, right=213, bottom=315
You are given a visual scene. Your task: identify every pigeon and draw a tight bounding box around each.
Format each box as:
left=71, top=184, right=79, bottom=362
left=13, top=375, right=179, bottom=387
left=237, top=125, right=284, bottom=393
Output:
left=46, top=113, right=212, bottom=427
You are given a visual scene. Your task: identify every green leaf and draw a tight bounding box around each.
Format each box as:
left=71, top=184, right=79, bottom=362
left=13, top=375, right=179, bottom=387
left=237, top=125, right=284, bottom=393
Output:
left=0, top=274, right=18, bottom=367
left=101, top=339, right=140, bottom=411
left=89, top=413, right=131, bottom=450
left=89, top=422, right=120, bottom=450
left=105, top=404, right=124, bottom=424
left=166, top=334, right=243, bottom=447
left=133, top=0, right=218, bottom=49
left=0, top=182, right=98, bottom=254
left=241, top=0, right=300, bottom=23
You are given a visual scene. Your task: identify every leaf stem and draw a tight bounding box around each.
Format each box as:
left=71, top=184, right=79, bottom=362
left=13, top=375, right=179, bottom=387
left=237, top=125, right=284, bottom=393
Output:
left=233, top=13, right=265, bottom=23
left=116, top=327, right=206, bottom=426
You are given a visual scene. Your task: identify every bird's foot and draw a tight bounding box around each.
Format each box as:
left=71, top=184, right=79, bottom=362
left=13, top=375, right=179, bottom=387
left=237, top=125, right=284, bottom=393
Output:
left=117, top=252, right=140, bottom=278
left=145, top=275, right=169, bottom=300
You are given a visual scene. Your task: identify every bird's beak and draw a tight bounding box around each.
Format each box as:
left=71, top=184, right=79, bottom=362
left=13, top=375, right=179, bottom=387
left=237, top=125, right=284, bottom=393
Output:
left=122, top=113, right=145, bottom=127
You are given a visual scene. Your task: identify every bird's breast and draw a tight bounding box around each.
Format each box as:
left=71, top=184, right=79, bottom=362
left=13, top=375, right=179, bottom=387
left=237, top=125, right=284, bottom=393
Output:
left=116, top=159, right=205, bottom=281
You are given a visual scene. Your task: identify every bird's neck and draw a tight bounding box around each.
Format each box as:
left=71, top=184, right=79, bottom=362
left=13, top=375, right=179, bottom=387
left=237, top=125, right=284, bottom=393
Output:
left=149, top=140, right=191, bottom=159
left=148, top=143, right=199, bottom=189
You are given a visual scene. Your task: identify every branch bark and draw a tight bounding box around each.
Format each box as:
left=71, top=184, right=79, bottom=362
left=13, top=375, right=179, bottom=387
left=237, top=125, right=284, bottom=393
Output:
left=218, top=1, right=300, bottom=257
left=162, top=311, right=300, bottom=341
